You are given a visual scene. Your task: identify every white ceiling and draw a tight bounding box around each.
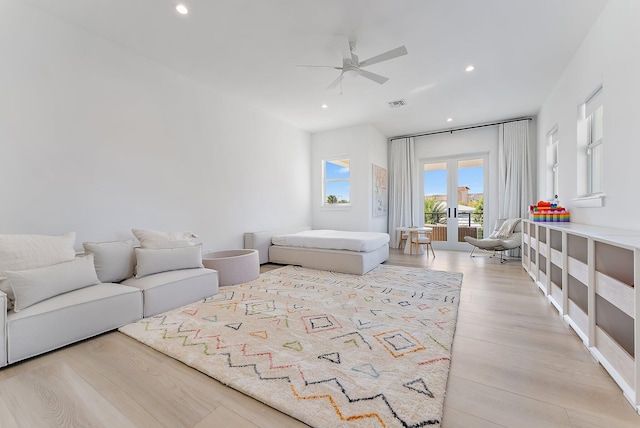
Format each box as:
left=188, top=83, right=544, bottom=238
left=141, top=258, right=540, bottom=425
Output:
left=23, top=0, right=609, bottom=137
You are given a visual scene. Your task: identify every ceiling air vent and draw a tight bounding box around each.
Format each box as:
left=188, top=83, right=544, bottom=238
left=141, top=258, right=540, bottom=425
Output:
left=388, top=99, right=406, bottom=108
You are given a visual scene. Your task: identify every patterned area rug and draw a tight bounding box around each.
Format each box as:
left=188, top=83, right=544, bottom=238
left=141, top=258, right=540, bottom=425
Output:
left=119, top=265, right=463, bottom=427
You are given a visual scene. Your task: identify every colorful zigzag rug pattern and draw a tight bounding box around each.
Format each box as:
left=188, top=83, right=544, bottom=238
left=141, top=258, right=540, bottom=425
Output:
left=119, top=265, right=463, bottom=427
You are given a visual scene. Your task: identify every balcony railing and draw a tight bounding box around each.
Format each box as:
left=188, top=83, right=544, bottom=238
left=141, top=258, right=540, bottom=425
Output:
left=424, top=210, right=484, bottom=241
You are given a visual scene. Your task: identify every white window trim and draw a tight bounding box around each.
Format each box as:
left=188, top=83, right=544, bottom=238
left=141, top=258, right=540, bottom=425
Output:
left=575, top=85, right=605, bottom=206
left=546, top=124, right=559, bottom=201
left=573, top=193, right=605, bottom=207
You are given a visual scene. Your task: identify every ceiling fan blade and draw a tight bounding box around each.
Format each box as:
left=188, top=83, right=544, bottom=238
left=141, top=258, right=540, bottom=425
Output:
left=296, top=65, right=342, bottom=69
left=359, top=46, right=408, bottom=68
left=359, top=69, right=389, bottom=85
left=326, top=74, right=344, bottom=90
left=335, top=34, right=353, bottom=62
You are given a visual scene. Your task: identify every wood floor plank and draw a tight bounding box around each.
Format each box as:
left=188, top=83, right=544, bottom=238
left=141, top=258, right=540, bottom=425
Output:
left=451, top=335, right=618, bottom=392
left=62, top=333, right=219, bottom=428
left=0, top=361, right=136, bottom=428
left=454, top=318, right=595, bottom=362
left=192, top=407, right=259, bottom=428
left=450, top=337, right=639, bottom=422
left=443, top=375, right=574, bottom=428
left=441, top=407, right=508, bottom=428
left=69, top=333, right=308, bottom=428
left=565, top=407, right=640, bottom=428
left=62, top=352, right=167, bottom=428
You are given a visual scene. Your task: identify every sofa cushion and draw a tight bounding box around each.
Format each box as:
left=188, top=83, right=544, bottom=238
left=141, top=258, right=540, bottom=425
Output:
left=132, top=229, right=197, bottom=249
left=7, top=254, right=100, bottom=312
left=134, top=245, right=203, bottom=278
left=0, top=232, right=77, bottom=310
left=122, top=268, right=218, bottom=317
left=83, top=239, right=135, bottom=283
left=7, top=283, right=142, bottom=364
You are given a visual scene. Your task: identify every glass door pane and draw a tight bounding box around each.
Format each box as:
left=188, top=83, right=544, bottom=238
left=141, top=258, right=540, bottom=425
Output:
left=423, top=161, right=448, bottom=242
left=456, top=159, right=484, bottom=242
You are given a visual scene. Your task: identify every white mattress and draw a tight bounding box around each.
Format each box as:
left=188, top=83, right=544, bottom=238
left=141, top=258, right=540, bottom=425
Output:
left=271, top=230, right=389, bottom=252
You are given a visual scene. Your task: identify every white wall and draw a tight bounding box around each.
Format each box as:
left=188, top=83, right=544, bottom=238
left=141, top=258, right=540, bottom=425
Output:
left=0, top=2, right=311, bottom=251
left=311, top=124, right=388, bottom=232
left=536, top=0, right=640, bottom=229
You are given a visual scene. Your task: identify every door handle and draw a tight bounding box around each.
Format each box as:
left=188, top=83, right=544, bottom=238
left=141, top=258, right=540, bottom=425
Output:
left=454, top=208, right=457, bottom=217
left=448, top=208, right=451, bottom=218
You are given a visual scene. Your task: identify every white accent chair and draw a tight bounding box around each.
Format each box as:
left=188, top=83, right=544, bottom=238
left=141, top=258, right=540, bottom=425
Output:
left=409, top=230, right=436, bottom=257
left=463, top=218, right=522, bottom=263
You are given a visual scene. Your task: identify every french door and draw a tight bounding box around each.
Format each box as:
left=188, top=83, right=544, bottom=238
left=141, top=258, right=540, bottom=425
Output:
left=422, top=154, right=487, bottom=250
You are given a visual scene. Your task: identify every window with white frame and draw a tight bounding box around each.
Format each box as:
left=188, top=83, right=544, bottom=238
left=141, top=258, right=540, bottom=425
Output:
left=323, top=158, right=350, bottom=205
left=576, top=85, right=604, bottom=203
left=546, top=125, right=559, bottom=200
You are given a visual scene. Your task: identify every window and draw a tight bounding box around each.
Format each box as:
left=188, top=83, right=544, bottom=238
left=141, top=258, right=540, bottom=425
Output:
left=323, top=158, right=350, bottom=205
left=576, top=85, right=604, bottom=206
left=587, top=100, right=604, bottom=194
left=546, top=125, right=559, bottom=199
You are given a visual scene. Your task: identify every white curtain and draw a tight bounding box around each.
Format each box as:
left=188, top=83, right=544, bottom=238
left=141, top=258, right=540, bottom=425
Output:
left=499, top=120, right=532, bottom=257
left=388, top=137, right=417, bottom=248
left=498, top=120, right=533, bottom=219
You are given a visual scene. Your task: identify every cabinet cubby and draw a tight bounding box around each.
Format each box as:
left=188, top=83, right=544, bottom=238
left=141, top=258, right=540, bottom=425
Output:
left=522, top=220, right=640, bottom=414
left=567, top=274, right=589, bottom=340
left=550, top=263, right=562, bottom=292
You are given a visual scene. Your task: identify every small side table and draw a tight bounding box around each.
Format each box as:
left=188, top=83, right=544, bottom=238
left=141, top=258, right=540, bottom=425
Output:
left=202, top=249, right=259, bottom=286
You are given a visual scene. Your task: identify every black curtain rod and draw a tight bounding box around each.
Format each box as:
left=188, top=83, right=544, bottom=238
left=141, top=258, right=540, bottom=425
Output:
left=389, top=117, right=532, bottom=141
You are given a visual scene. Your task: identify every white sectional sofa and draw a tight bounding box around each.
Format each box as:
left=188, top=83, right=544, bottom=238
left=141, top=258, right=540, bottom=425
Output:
left=0, top=230, right=219, bottom=367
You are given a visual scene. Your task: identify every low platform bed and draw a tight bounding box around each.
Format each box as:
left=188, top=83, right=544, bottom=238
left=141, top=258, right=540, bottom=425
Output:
left=244, top=227, right=389, bottom=275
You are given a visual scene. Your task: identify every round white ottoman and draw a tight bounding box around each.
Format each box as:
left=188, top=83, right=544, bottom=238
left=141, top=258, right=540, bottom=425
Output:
left=202, top=249, right=260, bottom=286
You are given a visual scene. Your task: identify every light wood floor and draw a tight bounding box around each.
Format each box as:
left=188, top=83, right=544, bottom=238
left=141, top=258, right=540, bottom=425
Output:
left=1, top=249, right=639, bottom=427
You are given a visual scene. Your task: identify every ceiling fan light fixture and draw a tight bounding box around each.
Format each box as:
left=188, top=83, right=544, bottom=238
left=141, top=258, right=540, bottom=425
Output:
left=342, top=68, right=359, bottom=79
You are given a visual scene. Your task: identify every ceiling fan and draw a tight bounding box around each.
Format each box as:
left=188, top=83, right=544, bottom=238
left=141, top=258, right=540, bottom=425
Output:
left=299, top=37, right=408, bottom=90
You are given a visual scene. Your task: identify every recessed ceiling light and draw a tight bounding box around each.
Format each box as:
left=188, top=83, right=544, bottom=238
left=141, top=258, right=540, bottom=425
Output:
left=447, top=117, right=453, bottom=122
left=465, top=65, right=475, bottom=72
left=176, top=4, right=189, bottom=14
left=321, top=104, right=328, bottom=109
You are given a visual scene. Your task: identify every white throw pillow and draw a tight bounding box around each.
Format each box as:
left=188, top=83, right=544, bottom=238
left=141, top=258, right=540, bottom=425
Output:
left=0, top=232, right=76, bottom=273
left=83, top=239, right=135, bottom=283
left=132, top=229, right=198, bottom=248
left=0, top=232, right=77, bottom=310
left=140, top=239, right=193, bottom=249
left=135, top=245, right=203, bottom=278
left=495, top=218, right=521, bottom=239
left=7, top=254, right=100, bottom=312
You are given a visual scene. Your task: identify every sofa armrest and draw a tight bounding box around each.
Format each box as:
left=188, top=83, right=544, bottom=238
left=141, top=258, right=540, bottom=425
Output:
left=0, top=290, right=7, bottom=367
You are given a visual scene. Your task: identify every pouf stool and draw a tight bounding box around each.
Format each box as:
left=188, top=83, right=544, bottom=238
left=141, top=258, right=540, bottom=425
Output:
left=202, top=249, right=259, bottom=286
